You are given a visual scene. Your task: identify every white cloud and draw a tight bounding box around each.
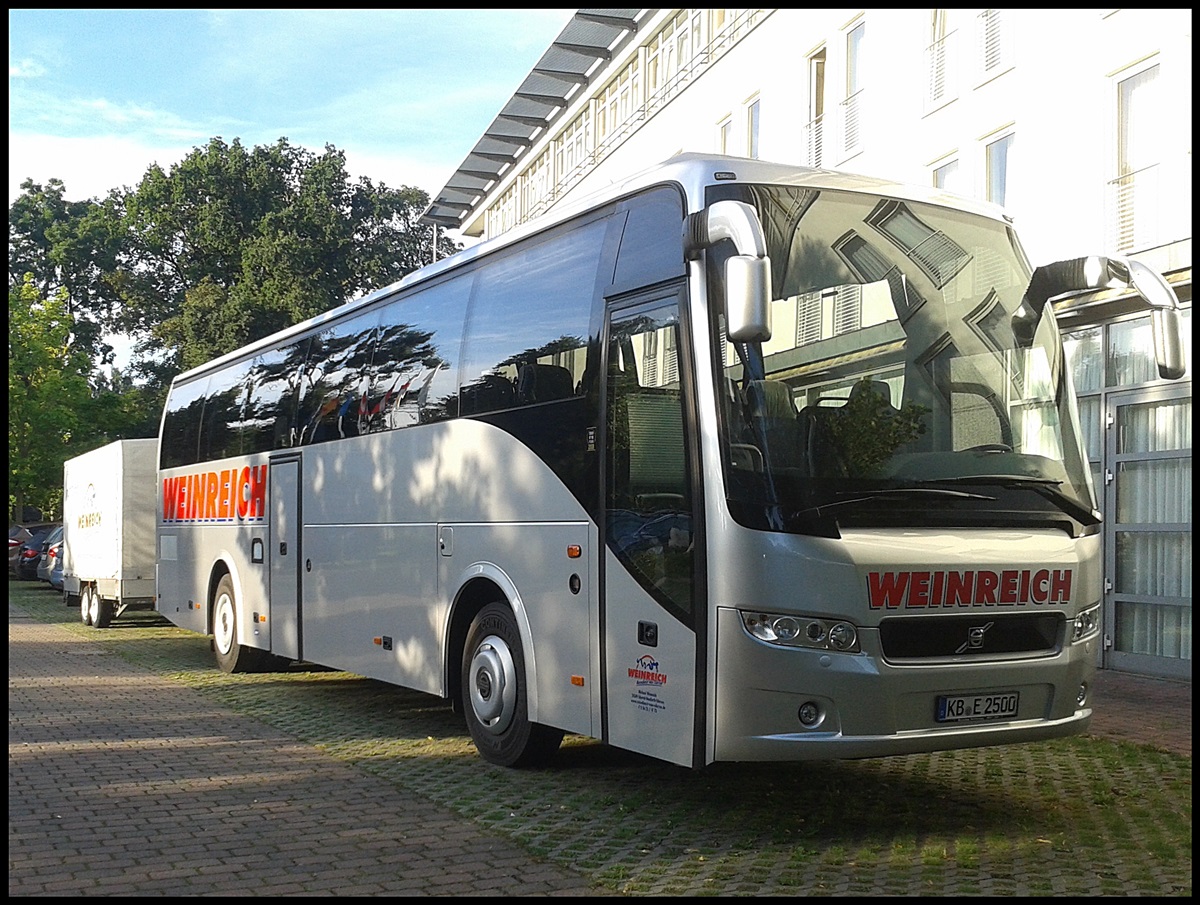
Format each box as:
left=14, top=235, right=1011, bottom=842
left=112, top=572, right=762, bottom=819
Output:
left=9, top=58, right=47, bottom=78
left=9, top=133, right=193, bottom=203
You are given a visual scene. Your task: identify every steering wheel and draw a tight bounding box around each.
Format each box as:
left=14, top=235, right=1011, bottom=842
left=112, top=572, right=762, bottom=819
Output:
left=964, top=443, right=1013, bottom=454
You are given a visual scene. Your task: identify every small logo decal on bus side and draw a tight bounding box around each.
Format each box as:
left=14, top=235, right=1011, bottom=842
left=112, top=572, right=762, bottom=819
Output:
left=629, top=654, right=667, bottom=686
left=161, top=464, right=268, bottom=523
left=866, top=569, right=1073, bottom=609
left=629, top=654, right=668, bottom=715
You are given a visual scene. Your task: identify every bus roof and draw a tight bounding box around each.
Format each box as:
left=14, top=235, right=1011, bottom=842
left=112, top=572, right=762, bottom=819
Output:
left=170, top=153, right=1011, bottom=385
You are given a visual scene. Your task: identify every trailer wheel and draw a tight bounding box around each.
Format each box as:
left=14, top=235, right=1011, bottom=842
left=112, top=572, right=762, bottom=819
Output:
left=90, top=591, right=113, bottom=628
left=80, top=587, right=93, bottom=626
left=212, top=575, right=266, bottom=673
left=461, top=602, right=563, bottom=768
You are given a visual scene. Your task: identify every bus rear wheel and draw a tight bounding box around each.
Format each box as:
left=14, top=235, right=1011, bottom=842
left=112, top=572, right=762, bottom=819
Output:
left=461, top=602, right=563, bottom=768
left=80, top=586, right=93, bottom=626
left=212, top=575, right=268, bottom=673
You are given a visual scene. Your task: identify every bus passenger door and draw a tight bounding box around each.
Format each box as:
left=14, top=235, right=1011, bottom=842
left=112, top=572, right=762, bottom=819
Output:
left=269, top=455, right=301, bottom=660
left=601, top=292, right=701, bottom=768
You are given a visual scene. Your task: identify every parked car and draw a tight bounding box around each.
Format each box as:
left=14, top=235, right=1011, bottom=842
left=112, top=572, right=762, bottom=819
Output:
left=48, top=542, right=65, bottom=590
left=15, top=524, right=60, bottom=581
left=9, top=522, right=57, bottom=578
left=36, top=525, right=65, bottom=584
left=9, top=525, right=32, bottom=576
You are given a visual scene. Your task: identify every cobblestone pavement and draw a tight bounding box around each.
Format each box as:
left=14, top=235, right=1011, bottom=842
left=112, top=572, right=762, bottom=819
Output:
left=8, top=606, right=609, bottom=896
left=9, top=596, right=1191, bottom=896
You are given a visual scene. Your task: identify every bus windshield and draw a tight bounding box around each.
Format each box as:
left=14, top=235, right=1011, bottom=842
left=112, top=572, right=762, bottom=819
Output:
left=708, top=183, right=1097, bottom=538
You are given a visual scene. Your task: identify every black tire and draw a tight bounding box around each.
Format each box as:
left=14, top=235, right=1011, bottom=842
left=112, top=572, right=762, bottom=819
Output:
left=80, top=586, right=93, bottom=626
left=91, top=594, right=113, bottom=628
left=211, top=574, right=267, bottom=674
left=461, top=602, right=563, bottom=768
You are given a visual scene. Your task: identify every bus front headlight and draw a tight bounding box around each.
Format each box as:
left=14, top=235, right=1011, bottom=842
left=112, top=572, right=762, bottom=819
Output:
left=742, top=611, right=861, bottom=653
left=1072, top=603, right=1101, bottom=642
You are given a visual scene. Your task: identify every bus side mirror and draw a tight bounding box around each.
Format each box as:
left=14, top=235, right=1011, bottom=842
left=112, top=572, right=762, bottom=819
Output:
left=1014, top=255, right=1184, bottom=380
left=684, top=199, right=773, bottom=343
left=1126, top=260, right=1185, bottom=380
left=726, top=255, right=772, bottom=343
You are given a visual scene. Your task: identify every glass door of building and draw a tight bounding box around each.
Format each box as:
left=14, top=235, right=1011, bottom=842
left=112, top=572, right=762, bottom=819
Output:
left=1102, top=384, right=1191, bottom=678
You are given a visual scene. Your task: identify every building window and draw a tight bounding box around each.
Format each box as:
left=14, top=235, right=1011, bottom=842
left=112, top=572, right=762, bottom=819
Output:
left=976, top=9, right=1013, bottom=81
left=933, top=158, right=962, bottom=193
left=842, top=22, right=865, bottom=156
left=1110, top=63, right=1162, bottom=252
left=521, top=149, right=554, bottom=220
left=985, top=132, right=1014, bottom=207
left=718, top=116, right=732, bottom=154
left=806, top=47, right=826, bottom=166
left=924, top=10, right=958, bottom=113
left=831, top=284, right=862, bottom=335
left=795, top=292, right=822, bottom=345
left=555, top=112, right=592, bottom=185
left=746, top=98, right=760, bottom=158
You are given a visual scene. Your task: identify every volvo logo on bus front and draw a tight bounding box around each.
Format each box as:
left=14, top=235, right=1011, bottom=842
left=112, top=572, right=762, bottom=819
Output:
left=956, top=621, right=995, bottom=654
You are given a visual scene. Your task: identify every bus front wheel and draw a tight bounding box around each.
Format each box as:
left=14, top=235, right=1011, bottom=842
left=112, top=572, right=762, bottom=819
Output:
left=461, top=602, right=563, bottom=768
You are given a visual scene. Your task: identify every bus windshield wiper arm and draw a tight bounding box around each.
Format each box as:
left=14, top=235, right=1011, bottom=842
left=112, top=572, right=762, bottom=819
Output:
left=795, top=487, right=995, bottom=519
left=915, top=475, right=1101, bottom=526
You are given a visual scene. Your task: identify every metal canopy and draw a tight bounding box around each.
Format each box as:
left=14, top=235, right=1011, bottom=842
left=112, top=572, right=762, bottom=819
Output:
left=421, top=9, right=647, bottom=229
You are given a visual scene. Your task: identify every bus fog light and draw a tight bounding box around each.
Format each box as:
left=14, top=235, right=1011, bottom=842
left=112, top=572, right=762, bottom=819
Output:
left=827, top=622, right=857, bottom=651
left=1076, top=682, right=1088, bottom=707
left=798, top=701, right=821, bottom=726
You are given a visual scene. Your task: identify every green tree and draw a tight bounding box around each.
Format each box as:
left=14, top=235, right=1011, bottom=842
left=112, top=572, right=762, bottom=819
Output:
left=8, top=277, right=94, bottom=522
left=7, top=178, right=125, bottom=363
left=8, top=135, right=457, bottom=474
left=120, top=136, right=456, bottom=376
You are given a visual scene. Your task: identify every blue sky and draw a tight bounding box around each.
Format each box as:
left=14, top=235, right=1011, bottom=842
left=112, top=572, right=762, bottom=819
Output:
left=8, top=9, right=574, bottom=208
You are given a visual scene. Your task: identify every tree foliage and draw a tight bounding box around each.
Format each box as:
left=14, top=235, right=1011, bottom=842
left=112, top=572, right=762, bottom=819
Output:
left=119, top=136, right=455, bottom=373
left=8, top=278, right=94, bottom=520
left=9, top=135, right=457, bottom=380
left=7, top=135, right=458, bottom=519
left=8, top=178, right=126, bottom=364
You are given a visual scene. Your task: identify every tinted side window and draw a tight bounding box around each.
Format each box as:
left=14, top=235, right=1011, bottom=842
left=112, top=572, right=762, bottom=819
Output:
left=368, top=275, right=472, bottom=431
left=243, top=340, right=309, bottom=454
left=296, top=312, right=379, bottom=445
left=612, top=186, right=686, bottom=291
left=199, top=357, right=254, bottom=462
left=459, top=218, right=605, bottom=416
left=160, top=376, right=208, bottom=469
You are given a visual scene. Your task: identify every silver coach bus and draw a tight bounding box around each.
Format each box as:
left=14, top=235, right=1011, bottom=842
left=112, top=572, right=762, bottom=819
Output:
left=156, top=153, right=1184, bottom=768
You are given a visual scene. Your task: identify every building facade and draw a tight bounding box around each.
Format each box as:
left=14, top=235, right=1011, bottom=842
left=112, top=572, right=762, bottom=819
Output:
left=424, top=8, right=1192, bottom=679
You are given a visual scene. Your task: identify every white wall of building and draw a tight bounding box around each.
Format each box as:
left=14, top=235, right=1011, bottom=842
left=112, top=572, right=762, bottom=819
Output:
left=466, top=8, right=1190, bottom=273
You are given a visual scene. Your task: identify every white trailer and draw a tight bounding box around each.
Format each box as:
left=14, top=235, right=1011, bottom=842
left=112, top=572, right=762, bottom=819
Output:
left=62, top=438, right=158, bottom=628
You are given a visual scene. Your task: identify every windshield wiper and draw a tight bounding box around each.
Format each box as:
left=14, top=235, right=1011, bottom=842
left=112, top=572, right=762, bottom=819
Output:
left=915, top=475, right=1101, bottom=526
left=794, top=487, right=995, bottom=519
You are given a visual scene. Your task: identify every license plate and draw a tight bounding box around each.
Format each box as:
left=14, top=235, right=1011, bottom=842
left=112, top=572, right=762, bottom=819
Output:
left=936, top=691, right=1019, bottom=723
